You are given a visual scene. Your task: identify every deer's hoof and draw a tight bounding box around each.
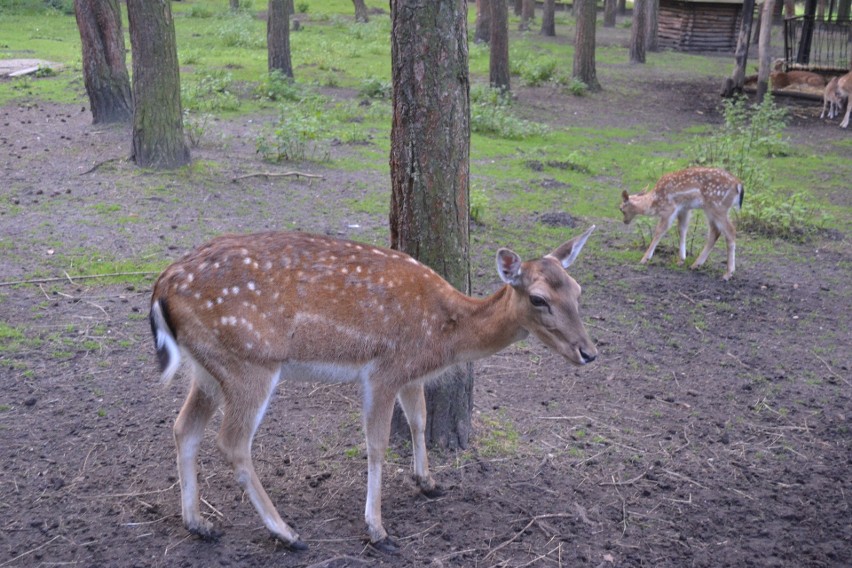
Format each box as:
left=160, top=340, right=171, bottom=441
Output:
left=286, top=539, right=308, bottom=552
left=369, top=536, right=400, bottom=555
left=188, top=522, right=222, bottom=542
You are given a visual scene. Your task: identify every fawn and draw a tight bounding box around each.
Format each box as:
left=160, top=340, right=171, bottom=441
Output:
left=620, top=167, right=743, bottom=280
left=149, top=227, right=597, bottom=552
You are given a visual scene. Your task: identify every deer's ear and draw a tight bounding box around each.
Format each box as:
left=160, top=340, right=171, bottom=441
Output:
left=621, top=190, right=629, bottom=203
left=549, top=225, right=595, bottom=269
left=496, top=248, right=523, bottom=286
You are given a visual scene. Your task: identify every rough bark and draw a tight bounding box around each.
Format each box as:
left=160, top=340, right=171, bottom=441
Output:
left=723, top=0, right=756, bottom=97
left=490, top=0, right=511, bottom=92
left=74, top=0, right=132, bottom=124
left=352, top=0, right=369, bottom=22
left=541, top=0, right=556, bottom=36
left=268, top=0, right=293, bottom=77
left=389, top=0, right=472, bottom=450
left=573, top=0, right=601, bottom=90
left=630, top=0, right=647, bottom=64
left=126, top=0, right=189, bottom=169
left=475, top=0, right=491, bottom=43
left=520, top=0, right=534, bottom=30
left=757, top=0, right=776, bottom=103
left=646, top=0, right=659, bottom=52
left=604, top=0, right=617, bottom=27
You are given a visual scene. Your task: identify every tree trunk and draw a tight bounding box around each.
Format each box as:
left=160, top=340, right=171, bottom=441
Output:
left=514, top=0, right=523, bottom=16
left=389, top=0, right=472, bottom=450
left=757, top=0, right=776, bottom=103
left=541, top=0, right=556, bottom=36
left=630, top=0, right=647, bottom=64
left=490, top=0, right=511, bottom=92
left=617, top=0, right=627, bottom=16
left=229, top=0, right=239, bottom=11
left=74, top=0, right=132, bottom=124
left=353, top=0, right=369, bottom=22
left=604, top=0, right=617, bottom=27
left=520, top=0, right=534, bottom=30
left=475, top=0, right=491, bottom=43
left=723, top=0, right=755, bottom=97
left=838, top=0, right=851, bottom=20
left=126, top=0, right=189, bottom=169
left=268, top=0, right=293, bottom=77
left=783, top=0, right=795, bottom=18
left=646, top=0, right=659, bottom=52
left=817, top=0, right=825, bottom=20
left=573, top=0, right=601, bottom=90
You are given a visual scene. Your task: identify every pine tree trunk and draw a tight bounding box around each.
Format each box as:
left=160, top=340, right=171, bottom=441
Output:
left=604, top=0, right=617, bottom=28
left=475, top=0, right=491, bottom=43
left=630, top=0, right=647, bottom=64
left=74, top=0, right=132, bottom=124
left=127, top=0, right=189, bottom=169
left=353, top=0, right=369, bottom=23
left=541, top=0, right=556, bottom=36
left=646, top=0, right=659, bottom=52
left=573, top=0, right=600, bottom=90
left=723, top=0, right=755, bottom=97
left=490, top=0, right=511, bottom=92
left=520, top=0, right=534, bottom=30
left=268, top=0, right=293, bottom=77
left=617, top=0, right=627, bottom=16
left=389, top=0, right=472, bottom=450
left=757, top=0, right=776, bottom=103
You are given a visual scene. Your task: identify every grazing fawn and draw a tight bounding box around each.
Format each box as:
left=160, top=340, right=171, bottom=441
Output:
left=149, top=228, right=598, bottom=552
left=620, top=167, right=743, bottom=280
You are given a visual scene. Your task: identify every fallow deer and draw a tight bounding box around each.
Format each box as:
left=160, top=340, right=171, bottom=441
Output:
left=149, top=227, right=598, bottom=552
left=620, top=167, right=743, bottom=280
left=820, top=76, right=845, bottom=120
left=836, top=71, right=852, bottom=128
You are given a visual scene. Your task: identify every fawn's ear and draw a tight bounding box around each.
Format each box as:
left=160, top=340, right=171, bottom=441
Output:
left=621, top=190, right=629, bottom=203
left=548, top=225, right=595, bottom=269
left=496, top=248, right=523, bottom=286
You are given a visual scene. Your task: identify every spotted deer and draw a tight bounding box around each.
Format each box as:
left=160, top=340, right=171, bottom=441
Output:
left=149, top=228, right=597, bottom=552
left=620, top=167, right=743, bottom=280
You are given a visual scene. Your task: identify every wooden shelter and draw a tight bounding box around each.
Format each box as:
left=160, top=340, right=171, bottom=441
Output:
left=658, top=0, right=744, bottom=52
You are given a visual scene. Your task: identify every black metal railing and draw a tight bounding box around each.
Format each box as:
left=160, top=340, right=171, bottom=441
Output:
left=783, top=16, right=851, bottom=72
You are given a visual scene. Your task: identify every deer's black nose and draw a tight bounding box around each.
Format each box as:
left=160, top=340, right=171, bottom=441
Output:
left=580, top=348, right=596, bottom=364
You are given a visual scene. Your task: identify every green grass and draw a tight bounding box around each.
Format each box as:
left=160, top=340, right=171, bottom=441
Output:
left=1, top=0, right=849, bottom=261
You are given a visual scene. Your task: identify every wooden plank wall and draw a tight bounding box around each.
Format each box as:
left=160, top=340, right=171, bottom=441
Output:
left=658, top=1, right=743, bottom=52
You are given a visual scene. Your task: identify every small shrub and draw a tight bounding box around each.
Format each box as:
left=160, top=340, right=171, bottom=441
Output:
left=217, top=12, right=264, bottom=49
left=470, top=85, right=548, bottom=139
left=296, top=1, right=309, bottom=13
left=470, top=185, right=490, bottom=225
left=256, top=104, right=330, bottom=162
left=188, top=5, right=213, bottom=18
left=358, top=77, right=391, bottom=100
left=256, top=70, right=301, bottom=101
left=183, top=110, right=212, bottom=148
left=182, top=71, right=241, bottom=112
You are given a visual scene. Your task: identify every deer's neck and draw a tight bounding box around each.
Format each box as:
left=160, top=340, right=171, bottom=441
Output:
left=446, top=285, right=527, bottom=363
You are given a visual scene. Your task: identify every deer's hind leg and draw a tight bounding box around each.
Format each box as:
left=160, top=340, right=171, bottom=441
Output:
left=691, top=220, right=721, bottom=271
left=174, top=360, right=220, bottom=538
left=214, top=362, right=305, bottom=549
left=676, top=208, right=692, bottom=265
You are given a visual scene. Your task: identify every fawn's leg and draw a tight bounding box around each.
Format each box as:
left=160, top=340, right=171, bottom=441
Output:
left=691, top=221, right=721, bottom=271
left=397, top=382, right=438, bottom=495
left=641, top=214, right=675, bottom=264
left=676, top=209, right=692, bottom=265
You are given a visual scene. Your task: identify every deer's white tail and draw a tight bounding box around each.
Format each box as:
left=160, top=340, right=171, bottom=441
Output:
left=149, top=299, right=182, bottom=384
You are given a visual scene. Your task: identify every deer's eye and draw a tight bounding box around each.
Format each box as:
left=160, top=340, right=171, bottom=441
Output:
left=529, top=295, right=549, bottom=309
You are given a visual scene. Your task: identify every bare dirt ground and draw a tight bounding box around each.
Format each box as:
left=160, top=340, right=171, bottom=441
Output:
left=1, top=38, right=851, bottom=568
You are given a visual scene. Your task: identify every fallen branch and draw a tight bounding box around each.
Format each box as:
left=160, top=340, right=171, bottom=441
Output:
left=80, top=156, right=126, bottom=175
left=483, top=513, right=572, bottom=561
left=232, top=171, right=325, bottom=182
left=0, top=271, right=159, bottom=287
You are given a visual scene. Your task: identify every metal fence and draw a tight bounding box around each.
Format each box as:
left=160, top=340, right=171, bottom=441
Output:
left=784, top=16, right=851, bottom=72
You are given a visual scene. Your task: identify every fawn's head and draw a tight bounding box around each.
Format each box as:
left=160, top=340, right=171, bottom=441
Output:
left=619, top=188, right=648, bottom=225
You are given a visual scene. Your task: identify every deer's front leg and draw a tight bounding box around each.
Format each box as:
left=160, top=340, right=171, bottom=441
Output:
left=362, top=382, right=398, bottom=552
left=397, top=382, right=439, bottom=496
left=641, top=215, right=674, bottom=264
